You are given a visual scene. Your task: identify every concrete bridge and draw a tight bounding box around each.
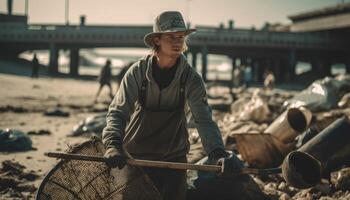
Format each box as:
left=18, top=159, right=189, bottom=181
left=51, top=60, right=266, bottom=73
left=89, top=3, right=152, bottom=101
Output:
left=1, top=3, right=349, bottom=82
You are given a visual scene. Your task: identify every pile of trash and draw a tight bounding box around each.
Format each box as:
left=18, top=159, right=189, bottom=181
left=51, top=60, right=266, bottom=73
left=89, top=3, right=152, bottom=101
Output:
left=70, top=113, right=107, bottom=137
left=183, top=75, right=350, bottom=199
left=0, top=160, right=39, bottom=199
left=0, top=129, right=33, bottom=152
left=211, top=75, right=350, bottom=199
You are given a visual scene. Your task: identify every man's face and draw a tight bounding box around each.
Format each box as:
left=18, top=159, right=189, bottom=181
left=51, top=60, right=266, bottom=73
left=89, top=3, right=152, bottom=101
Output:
left=155, top=32, right=186, bottom=57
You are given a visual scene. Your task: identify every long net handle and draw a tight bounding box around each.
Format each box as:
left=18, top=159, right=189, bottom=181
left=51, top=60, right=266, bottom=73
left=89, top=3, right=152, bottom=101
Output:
left=45, top=152, right=220, bottom=172
left=45, top=152, right=281, bottom=175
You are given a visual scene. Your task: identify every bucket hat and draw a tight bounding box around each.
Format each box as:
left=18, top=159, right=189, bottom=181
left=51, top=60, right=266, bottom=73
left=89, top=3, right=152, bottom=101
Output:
left=144, top=11, right=196, bottom=47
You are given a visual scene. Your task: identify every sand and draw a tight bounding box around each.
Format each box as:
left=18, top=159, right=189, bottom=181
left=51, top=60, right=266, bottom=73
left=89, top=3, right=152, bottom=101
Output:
left=0, top=73, right=115, bottom=188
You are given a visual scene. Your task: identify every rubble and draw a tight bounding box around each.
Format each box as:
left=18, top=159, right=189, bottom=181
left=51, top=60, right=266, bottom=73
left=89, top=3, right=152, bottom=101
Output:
left=0, top=160, right=38, bottom=200
left=0, top=129, right=33, bottom=152
left=43, top=108, right=70, bottom=117
left=285, top=75, right=350, bottom=111
left=70, top=113, right=106, bottom=136
left=188, top=81, right=350, bottom=199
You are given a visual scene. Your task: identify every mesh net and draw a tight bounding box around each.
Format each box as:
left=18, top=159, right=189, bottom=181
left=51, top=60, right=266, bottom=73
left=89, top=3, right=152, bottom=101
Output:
left=36, top=137, right=161, bottom=200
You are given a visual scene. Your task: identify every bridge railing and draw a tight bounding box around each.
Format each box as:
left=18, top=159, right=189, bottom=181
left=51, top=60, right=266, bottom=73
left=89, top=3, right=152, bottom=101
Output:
left=0, top=24, right=344, bottom=49
left=193, top=26, right=336, bottom=47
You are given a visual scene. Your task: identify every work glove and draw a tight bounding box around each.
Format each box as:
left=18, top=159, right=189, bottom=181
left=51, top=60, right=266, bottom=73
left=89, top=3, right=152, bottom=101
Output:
left=104, top=147, right=127, bottom=169
left=217, top=154, right=244, bottom=178
left=209, top=149, right=244, bottom=178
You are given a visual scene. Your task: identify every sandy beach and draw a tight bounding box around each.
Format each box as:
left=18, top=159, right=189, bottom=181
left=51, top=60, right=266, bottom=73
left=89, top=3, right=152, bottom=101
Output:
left=1, top=59, right=350, bottom=200
left=0, top=71, right=115, bottom=188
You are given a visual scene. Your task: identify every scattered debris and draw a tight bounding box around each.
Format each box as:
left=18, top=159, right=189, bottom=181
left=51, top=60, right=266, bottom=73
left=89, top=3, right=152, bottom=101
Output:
left=43, top=108, right=70, bottom=117
left=0, top=129, right=33, bottom=152
left=285, top=75, right=350, bottom=111
left=70, top=113, right=106, bottom=136
left=0, top=160, right=38, bottom=200
left=338, top=92, right=350, bottom=108
left=230, top=89, right=273, bottom=123
left=0, top=105, right=28, bottom=113
left=27, top=129, right=51, bottom=136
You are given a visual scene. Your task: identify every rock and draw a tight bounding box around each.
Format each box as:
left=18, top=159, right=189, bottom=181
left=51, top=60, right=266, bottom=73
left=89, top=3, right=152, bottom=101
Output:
left=43, top=108, right=70, bottom=117
left=0, top=129, right=33, bottom=152
left=27, top=129, right=51, bottom=135
left=279, top=193, right=290, bottom=200
left=331, top=167, right=350, bottom=191
left=311, top=182, right=331, bottom=196
left=0, top=160, right=38, bottom=199
left=278, top=182, right=287, bottom=192
left=70, top=113, right=106, bottom=136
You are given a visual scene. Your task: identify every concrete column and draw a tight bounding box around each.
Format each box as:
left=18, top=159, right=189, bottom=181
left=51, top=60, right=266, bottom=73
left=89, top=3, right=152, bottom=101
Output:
left=251, top=59, right=259, bottom=83
left=323, top=62, right=332, bottom=77
left=69, top=48, right=80, bottom=76
left=311, top=61, right=318, bottom=73
left=287, top=49, right=296, bottom=81
left=257, top=58, right=267, bottom=82
left=279, top=59, right=288, bottom=83
left=191, top=51, right=197, bottom=70
left=49, top=43, right=59, bottom=74
left=230, top=56, right=236, bottom=87
left=346, top=55, right=350, bottom=73
left=312, top=61, right=331, bottom=78
left=241, top=57, right=247, bottom=66
left=273, top=59, right=281, bottom=83
left=201, top=46, right=208, bottom=82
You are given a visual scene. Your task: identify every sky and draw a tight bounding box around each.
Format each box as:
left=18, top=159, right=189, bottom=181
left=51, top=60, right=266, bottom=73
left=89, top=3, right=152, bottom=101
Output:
left=0, top=0, right=347, bottom=29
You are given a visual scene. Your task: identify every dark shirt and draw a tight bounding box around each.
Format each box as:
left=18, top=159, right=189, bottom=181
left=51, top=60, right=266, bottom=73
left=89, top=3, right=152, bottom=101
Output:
left=152, top=57, right=179, bottom=90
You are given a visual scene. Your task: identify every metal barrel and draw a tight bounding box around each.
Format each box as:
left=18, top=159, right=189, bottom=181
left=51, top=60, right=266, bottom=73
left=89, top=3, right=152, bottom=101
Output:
left=282, top=151, right=321, bottom=189
left=282, top=116, right=350, bottom=189
left=265, top=107, right=312, bottom=144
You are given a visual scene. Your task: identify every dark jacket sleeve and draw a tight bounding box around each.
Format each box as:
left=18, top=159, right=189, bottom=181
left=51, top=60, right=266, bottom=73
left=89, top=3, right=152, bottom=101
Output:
left=102, top=61, right=142, bottom=150
left=186, top=71, right=225, bottom=155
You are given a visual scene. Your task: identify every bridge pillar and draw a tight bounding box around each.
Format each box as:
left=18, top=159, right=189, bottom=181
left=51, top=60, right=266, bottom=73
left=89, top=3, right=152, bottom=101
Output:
left=252, top=58, right=259, bottom=82
left=257, top=58, right=266, bottom=82
left=230, top=56, right=236, bottom=88
left=346, top=55, right=350, bottom=73
left=272, top=59, right=281, bottom=83
left=311, top=61, right=331, bottom=78
left=49, top=43, right=59, bottom=74
left=323, top=62, right=332, bottom=77
left=287, top=49, right=296, bottom=81
left=201, top=46, right=208, bottom=82
left=191, top=52, right=197, bottom=70
left=70, top=48, right=80, bottom=76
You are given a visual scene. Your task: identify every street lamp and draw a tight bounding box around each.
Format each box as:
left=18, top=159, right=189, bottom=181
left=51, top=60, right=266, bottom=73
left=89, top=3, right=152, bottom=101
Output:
left=65, top=0, right=69, bottom=25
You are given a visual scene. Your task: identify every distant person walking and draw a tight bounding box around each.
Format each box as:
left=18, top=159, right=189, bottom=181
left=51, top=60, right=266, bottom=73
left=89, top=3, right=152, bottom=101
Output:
left=31, top=53, right=39, bottom=78
left=264, top=69, right=275, bottom=90
left=94, top=59, right=114, bottom=103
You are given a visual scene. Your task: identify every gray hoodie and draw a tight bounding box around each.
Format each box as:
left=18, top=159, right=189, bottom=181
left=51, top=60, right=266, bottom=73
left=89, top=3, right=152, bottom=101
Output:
left=102, top=54, right=225, bottom=157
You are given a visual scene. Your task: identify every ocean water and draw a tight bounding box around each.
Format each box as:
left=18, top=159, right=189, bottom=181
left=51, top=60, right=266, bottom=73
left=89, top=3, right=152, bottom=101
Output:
left=19, top=48, right=346, bottom=79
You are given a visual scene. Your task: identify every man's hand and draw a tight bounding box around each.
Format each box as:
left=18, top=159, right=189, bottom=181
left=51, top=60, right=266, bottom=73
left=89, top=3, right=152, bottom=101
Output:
left=104, top=147, right=127, bottom=169
left=208, top=148, right=244, bottom=178
left=217, top=154, right=244, bottom=178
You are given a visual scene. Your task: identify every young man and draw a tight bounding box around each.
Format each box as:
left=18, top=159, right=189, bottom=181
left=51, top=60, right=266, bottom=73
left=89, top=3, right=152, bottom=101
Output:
left=102, top=11, right=243, bottom=200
